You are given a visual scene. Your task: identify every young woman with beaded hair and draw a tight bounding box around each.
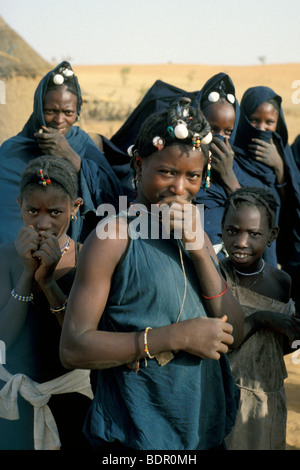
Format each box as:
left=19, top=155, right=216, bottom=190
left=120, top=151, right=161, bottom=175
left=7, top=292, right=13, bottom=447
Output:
left=220, top=186, right=300, bottom=450
left=60, top=98, right=244, bottom=451
left=0, top=155, right=93, bottom=450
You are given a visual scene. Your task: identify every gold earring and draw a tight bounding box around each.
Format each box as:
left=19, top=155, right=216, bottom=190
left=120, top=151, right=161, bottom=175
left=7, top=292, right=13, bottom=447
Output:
left=71, top=215, right=77, bottom=221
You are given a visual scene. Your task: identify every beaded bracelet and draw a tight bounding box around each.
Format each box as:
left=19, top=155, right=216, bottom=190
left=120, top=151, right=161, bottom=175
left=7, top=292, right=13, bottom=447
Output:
left=11, top=289, right=33, bottom=302
left=202, top=282, right=229, bottom=300
left=276, top=181, right=287, bottom=188
left=50, top=297, right=68, bottom=314
left=144, top=326, right=154, bottom=359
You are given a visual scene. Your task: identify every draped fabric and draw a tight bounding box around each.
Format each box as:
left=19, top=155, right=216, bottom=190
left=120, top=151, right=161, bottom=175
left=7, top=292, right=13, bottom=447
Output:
left=0, top=61, right=123, bottom=244
left=83, top=213, right=239, bottom=451
left=0, top=244, right=92, bottom=450
left=193, top=73, right=240, bottom=256
left=233, top=86, right=300, bottom=271
left=108, top=79, right=202, bottom=199
left=291, top=134, right=300, bottom=170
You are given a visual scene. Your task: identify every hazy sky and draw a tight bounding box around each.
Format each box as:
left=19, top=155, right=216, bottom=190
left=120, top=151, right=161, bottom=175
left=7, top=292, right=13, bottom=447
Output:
left=1, top=0, right=299, bottom=66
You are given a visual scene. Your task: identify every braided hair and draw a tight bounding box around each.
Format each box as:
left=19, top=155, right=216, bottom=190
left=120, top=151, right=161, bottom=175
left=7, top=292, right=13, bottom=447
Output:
left=129, top=97, right=212, bottom=162
left=19, top=155, right=79, bottom=204
left=221, top=186, right=278, bottom=229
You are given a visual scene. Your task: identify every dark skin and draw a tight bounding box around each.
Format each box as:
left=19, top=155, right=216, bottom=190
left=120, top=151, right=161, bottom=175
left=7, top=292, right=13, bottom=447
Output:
left=0, top=186, right=81, bottom=346
left=221, top=204, right=300, bottom=348
left=34, top=87, right=81, bottom=172
left=59, top=145, right=244, bottom=371
left=203, top=101, right=240, bottom=195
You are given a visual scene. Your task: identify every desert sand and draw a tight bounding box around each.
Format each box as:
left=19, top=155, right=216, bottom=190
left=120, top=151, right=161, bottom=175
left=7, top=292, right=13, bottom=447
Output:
left=1, top=62, right=300, bottom=450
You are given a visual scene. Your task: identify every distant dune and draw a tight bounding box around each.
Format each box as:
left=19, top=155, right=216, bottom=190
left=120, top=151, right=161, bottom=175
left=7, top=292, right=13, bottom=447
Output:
left=1, top=62, right=300, bottom=144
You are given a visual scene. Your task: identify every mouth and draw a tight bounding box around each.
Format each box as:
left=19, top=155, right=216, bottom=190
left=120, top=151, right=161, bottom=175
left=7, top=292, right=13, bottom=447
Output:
left=232, top=252, right=252, bottom=261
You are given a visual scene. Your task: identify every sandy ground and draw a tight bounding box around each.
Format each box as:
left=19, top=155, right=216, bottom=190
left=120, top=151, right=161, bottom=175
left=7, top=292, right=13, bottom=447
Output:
left=1, top=63, right=300, bottom=450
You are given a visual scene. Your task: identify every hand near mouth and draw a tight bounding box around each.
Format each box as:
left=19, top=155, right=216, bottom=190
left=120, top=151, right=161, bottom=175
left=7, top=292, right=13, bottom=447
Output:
left=34, top=126, right=81, bottom=172
left=32, top=231, right=62, bottom=286
left=158, top=196, right=204, bottom=251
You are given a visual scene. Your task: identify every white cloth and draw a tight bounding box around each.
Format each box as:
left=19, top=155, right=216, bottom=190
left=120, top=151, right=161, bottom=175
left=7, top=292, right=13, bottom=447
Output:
left=0, top=365, right=93, bottom=450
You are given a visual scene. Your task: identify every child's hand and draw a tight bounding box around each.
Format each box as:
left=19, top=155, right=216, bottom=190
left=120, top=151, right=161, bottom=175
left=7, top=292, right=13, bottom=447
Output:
left=15, top=226, right=40, bottom=275
left=32, top=231, right=62, bottom=286
left=248, top=138, right=284, bottom=178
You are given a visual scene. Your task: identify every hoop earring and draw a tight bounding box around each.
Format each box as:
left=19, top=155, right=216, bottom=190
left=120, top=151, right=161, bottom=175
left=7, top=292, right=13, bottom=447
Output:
left=71, top=215, right=77, bottom=221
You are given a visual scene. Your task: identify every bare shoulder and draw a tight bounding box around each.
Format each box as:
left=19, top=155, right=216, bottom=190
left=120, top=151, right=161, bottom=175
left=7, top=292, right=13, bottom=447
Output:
left=77, top=218, right=130, bottom=277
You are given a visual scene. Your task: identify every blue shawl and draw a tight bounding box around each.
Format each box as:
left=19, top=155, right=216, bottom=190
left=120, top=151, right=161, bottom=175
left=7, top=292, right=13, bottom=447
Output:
left=291, top=134, right=300, bottom=170
left=193, top=73, right=241, bottom=256
left=0, top=61, right=123, bottom=243
left=233, top=86, right=300, bottom=269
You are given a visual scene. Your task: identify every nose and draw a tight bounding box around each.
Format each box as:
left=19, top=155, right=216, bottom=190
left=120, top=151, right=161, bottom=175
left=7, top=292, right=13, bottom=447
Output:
left=54, top=111, right=65, bottom=124
left=257, top=122, right=266, bottom=131
left=169, top=176, right=186, bottom=196
left=233, top=232, right=249, bottom=248
left=36, top=215, right=52, bottom=232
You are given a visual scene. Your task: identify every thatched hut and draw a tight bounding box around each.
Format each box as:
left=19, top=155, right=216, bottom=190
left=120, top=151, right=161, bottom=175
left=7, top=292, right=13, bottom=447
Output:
left=0, top=16, right=51, bottom=143
left=0, top=16, right=49, bottom=79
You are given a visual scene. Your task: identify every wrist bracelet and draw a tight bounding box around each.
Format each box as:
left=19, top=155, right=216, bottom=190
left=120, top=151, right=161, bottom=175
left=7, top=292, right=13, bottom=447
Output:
left=11, top=289, right=33, bottom=302
left=202, top=282, right=229, bottom=300
left=50, top=297, right=68, bottom=314
left=144, top=326, right=154, bottom=359
left=276, top=181, right=287, bottom=188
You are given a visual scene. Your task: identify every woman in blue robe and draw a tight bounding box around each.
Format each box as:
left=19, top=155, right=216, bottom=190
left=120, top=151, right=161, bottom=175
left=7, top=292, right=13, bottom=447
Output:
left=0, top=61, right=123, bottom=244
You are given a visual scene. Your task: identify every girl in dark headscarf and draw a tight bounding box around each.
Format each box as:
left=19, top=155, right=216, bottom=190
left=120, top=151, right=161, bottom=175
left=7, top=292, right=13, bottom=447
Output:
left=193, top=73, right=242, bottom=256
left=0, top=61, right=123, bottom=244
left=233, top=86, right=300, bottom=309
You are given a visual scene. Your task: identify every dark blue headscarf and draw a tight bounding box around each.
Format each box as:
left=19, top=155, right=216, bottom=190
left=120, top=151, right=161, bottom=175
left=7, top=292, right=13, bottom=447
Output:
left=0, top=61, right=123, bottom=244
left=193, top=72, right=240, bottom=145
left=193, top=73, right=241, bottom=256
left=233, top=86, right=300, bottom=269
left=291, top=135, right=300, bottom=170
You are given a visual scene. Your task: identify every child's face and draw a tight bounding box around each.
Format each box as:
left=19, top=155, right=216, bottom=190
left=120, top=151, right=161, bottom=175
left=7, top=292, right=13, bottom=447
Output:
left=135, top=145, right=205, bottom=206
left=21, top=186, right=78, bottom=242
left=249, top=102, right=279, bottom=132
left=203, top=101, right=235, bottom=138
left=222, top=204, right=277, bottom=268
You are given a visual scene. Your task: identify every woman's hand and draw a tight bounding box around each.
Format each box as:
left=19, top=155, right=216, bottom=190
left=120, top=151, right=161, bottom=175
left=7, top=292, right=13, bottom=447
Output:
left=159, top=196, right=204, bottom=252
left=31, top=231, right=62, bottom=287
left=208, top=137, right=240, bottom=194
left=34, top=126, right=81, bottom=171
left=248, top=138, right=284, bottom=183
left=176, top=315, right=234, bottom=360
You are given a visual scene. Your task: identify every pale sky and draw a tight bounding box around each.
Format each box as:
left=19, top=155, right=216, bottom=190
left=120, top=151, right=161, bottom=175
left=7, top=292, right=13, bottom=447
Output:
left=1, top=0, right=300, bottom=66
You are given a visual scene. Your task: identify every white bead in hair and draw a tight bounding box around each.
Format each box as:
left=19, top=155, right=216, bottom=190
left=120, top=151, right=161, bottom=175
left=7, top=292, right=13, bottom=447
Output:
left=152, top=136, right=165, bottom=151
left=127, top=145, right=135, bottom=157
left=63, top=69, right=74, bottom=77
left=174, top=120, right=189, bottom=139
left=227, top=93, right=235, bottom=104
left=208, top=91, right=220, bottom=103
left=53, top=74, right=64, bottom=85
left=201, top=131, right=213, bottom=145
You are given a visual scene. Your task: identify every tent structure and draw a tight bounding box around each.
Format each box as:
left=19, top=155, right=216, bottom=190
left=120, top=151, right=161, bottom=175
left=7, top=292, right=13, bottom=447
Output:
left=0, top=16, right=49, bottom=79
